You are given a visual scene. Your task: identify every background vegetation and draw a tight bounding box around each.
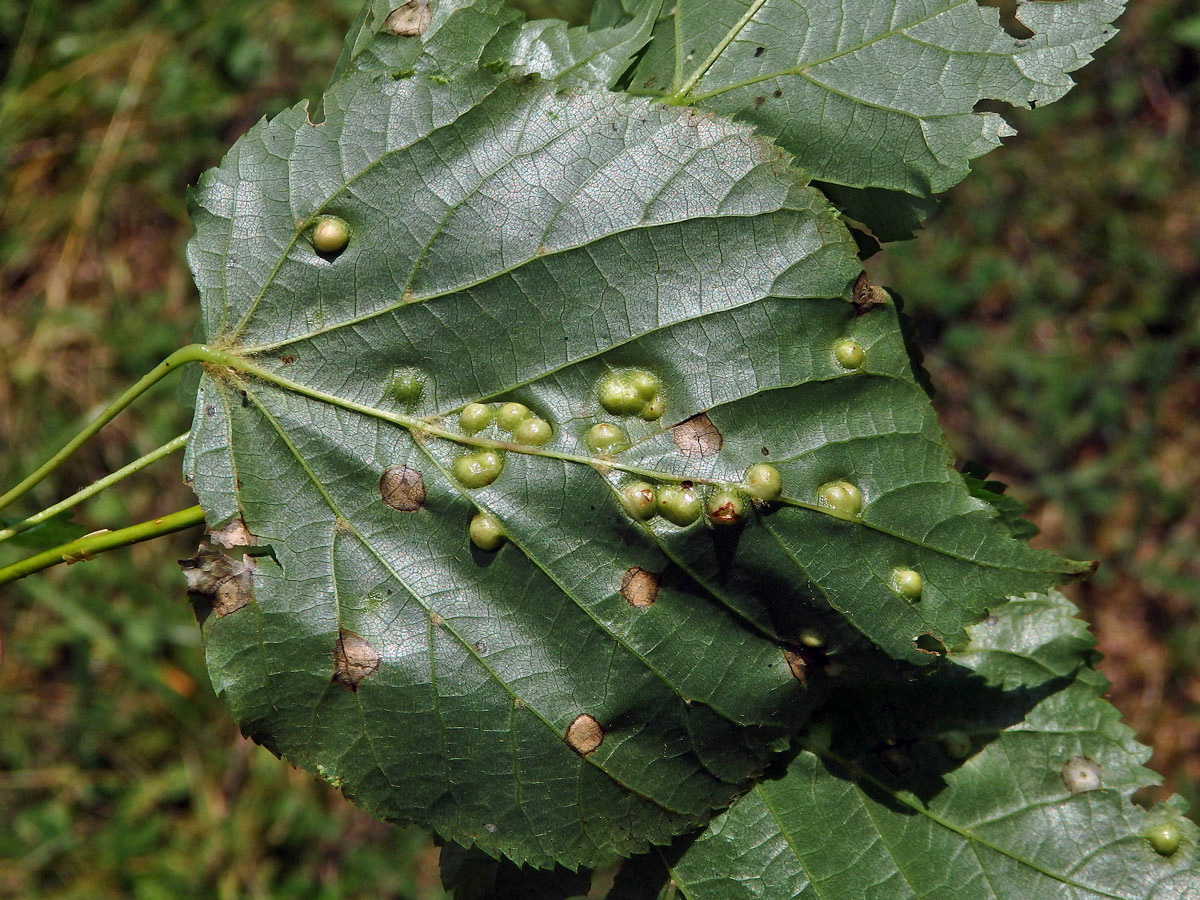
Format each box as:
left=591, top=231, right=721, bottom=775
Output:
left=0, top=0, right=1196, bottom=896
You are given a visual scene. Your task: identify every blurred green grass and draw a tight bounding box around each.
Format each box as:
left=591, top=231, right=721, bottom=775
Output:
left=0, top=0, right=1197, bottom=896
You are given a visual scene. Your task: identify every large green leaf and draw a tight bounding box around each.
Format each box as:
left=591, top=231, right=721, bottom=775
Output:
left=608, top=591, right=1200, bottom=899
left=183, top=66, right=1083, bottom=867
left=328, top=0, right=661, bottom=91
left=626, top=0, right=1126, bottom=239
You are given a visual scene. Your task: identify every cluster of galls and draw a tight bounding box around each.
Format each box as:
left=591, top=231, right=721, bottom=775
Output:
left=451, top=401, right=555, bottom=490
left=619, top=463, right=783, bottom=529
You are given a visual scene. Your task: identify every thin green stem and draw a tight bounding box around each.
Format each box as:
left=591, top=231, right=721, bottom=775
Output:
left=0, top=344, right=225, bottom=514
left=0, top=432, right=190, bottom=545
left=0, top=505, right=205, bottom=586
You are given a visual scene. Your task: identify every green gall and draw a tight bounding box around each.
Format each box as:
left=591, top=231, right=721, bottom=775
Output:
left=598, top=374, right=644, bottom=416
left=312, top=216, right=350, bottom=255
left=640, top=395, right=665, bottom=421
left=469, top=513, right=506, bottom=551
left=833, top=339, right=864, bottom=370
left=619, top=482, right=657, bottom=520
left=495, top=402, right=532, bottom=431
left=890, top=567, right=923, bottom=600
left=657, top=484, right=702, bottom=527
left=818, top=480, right=862, bottom=517
left=798, top=628, right=824, bottom=648
left=513, top=417, right=553, bottom=446
left=586, top=423, right=628, bottom=454
left=628, top=370, right=661, bottom=401
left=744, top=463, right=782, bottom=500
left=1145, top=822, right=1182, bottom=857
left=706, top=488, right=745, bottom=526
left=453, top=450, right=504, bottom=489
left=459, top=402, right=494, bottom=434
left=939, top=729, right=971, bottom=760
left=387, top=371, right=423, bottom=405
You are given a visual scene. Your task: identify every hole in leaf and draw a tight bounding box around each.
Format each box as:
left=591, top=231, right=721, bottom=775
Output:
left=379, top=465, right=426, bottom=511
left=620, top=567, right=660, bottom=608
left=914, top=632, right=945, bottom=655
left=977, top=0, right=1035, bottom=39
left=672, top=413, right=722, bottom=460
left=332, top=631, right=381, bottom=690
left=566, top=714, right=605, bottom=756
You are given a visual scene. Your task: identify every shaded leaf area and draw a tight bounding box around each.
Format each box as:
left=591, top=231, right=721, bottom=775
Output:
left=329, top=0, right=661, bottom=92
left=607, top=592, right=1200, bottom=900
left=624, top=0, right=1126, bottom=239
left=440, top=843, right=591, bottom=899
left=185, top=68, right=1079, bottom=866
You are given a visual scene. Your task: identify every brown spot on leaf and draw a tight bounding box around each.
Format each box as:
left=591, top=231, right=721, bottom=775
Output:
left=620, top=567, right=659, bottom=608
left=379, top=465, right=426, bottom=511
left=179, top=544, right=255, bottom=616
left=332, top=631, right=381, bottom=690
left=384, top=0, right=432, bottom=36
left=782, top=649, right=808, bottom=683
left=773, top=88, right=783, bottom=98
left=753, top=46, right=765, bottom=57
left=753, top=95, right=766, bottom=108
left=851, top=272, right=889, bottom=314
left=566, top=713, right=604, bottom=756
left=280, top=355, right=296, bottom=364
left=672, top=413, right=722, bottom=460
left=211, top=518, right=254, bottom=549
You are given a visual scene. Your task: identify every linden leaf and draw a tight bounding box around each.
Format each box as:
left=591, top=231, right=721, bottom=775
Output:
left=626, top=0, right=1126, bottom=238
left=607, top=592, right=1200, bottom=900
left=184, top=67, right=1084, bottom=867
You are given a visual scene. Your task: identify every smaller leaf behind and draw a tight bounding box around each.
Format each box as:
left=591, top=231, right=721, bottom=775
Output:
left=607, top=591, right=1200, bottom=900
left=626, top=0, right=1127, bottom=239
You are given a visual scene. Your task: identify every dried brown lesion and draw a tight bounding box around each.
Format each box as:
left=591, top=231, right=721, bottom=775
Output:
left=179, top=543, right=256, bottom=616
left=332, top=630, right=381, bottom=690
left=672, top=413, right=722, bottom=460
left=565, top=713, right=605, bottom=756
left=379, top=465, right=426, bottom=512
left=620, top=567, right=660, bottom=608
left=383, top=0, right=432, bottom=37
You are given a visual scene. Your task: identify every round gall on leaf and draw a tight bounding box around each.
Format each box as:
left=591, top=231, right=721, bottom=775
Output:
left=620, top=481, right=658, bottom=520
left=640, top=395, right=665, bottom=421
left=890, top=567, right=923, bottom=600
left=628, top=370, right=661, bottom=401
left=312, top=216, right=350, bottom=255
left=657, top=484, right=702, bottom=527
left=833, top=339, right=864, bottom=370
left=453, top=451, right=504, bottom=489
left=939, top=729, right=971, bottom=760
left=818, top=480, right=863, bottom=517
left=744, top=463, right=782, bottom=500
left=707, top=488, right=745, bottom=526
left=459, top=402, right=494, bottom=434
left=1144, top=822, right=1182, bottom=857
left=469, top=513, right=506, bottom=551
left=598, top=375, right=644, bottom=416
left=513, top=417, right=553, bottom=446
left=586, top=423, right=628, bottom=455
left=388, top=372, right=423, bottom=405
left=495, top=402, right=532, bottom=431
